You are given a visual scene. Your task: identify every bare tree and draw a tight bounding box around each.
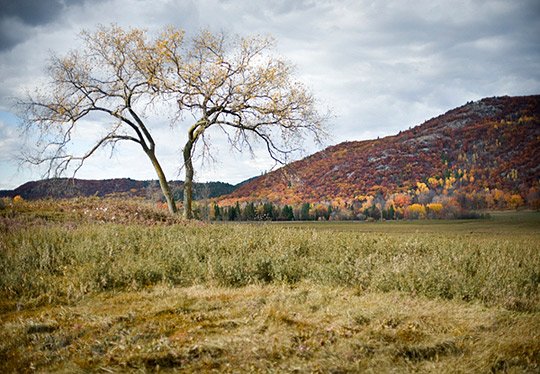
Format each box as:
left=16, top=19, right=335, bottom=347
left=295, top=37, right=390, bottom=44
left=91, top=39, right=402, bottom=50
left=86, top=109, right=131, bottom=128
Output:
left=20, top=25, right=178, bottom=214
left=149, top=29, right=328, bottom=219
left=21, top=25, right=328, bottom=219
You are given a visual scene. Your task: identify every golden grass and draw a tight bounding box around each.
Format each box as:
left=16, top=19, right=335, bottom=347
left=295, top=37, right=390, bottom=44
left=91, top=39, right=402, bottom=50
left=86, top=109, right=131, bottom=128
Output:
left=1, top=284, right=539, bottom=372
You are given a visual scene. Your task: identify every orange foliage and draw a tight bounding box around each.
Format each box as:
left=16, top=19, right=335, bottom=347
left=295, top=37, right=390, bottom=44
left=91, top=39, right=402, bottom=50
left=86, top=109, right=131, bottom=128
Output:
left=221, top=96, right=539, bottom=210
left=393, top=194, right=411, bottom=208
left=507, top=194, right=524, bottom=210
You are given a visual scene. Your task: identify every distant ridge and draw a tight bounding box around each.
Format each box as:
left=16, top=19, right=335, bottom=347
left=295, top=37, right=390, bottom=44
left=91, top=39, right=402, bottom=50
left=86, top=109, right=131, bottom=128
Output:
left=221, top=95, right=540, bottom=207
left=0, top=178, right=238, bottom=201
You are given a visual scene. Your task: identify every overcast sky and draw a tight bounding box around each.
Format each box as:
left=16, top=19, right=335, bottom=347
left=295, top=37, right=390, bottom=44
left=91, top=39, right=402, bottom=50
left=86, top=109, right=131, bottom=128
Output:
left=1, top=0, right=539, bottom=190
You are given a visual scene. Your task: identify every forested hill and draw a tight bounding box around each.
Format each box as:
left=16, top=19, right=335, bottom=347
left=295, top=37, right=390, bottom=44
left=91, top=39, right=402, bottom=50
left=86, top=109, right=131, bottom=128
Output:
left=0, top=178, right=236, bottom=201
left=221, top=95, right=540, bottom=209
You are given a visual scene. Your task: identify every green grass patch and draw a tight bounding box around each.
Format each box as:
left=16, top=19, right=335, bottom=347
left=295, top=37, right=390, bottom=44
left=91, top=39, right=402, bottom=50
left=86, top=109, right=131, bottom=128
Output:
left=270, top=210, right=540, bottom=234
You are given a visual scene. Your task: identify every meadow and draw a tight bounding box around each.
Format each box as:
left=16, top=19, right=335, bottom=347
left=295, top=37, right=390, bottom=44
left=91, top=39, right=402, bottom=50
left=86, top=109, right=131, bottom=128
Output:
left=1, top=198, right=539, bottom=372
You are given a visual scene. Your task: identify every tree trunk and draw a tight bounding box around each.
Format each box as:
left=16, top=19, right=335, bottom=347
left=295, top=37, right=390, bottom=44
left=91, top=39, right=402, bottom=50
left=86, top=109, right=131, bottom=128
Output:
left=147, top=150, right=177, bottom=214
left=183, top=139, right=195, bottom=219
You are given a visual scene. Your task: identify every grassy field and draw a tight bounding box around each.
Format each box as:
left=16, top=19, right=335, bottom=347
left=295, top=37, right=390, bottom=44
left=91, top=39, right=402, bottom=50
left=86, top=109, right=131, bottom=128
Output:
left=1, top=198, right=539, bottom=372
left=272, top=210, right=540, bottom=234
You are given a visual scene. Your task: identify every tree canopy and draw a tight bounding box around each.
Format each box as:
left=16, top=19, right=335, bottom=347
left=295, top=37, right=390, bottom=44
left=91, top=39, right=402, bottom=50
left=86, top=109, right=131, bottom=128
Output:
left=147, top=27, right=328, bottom=218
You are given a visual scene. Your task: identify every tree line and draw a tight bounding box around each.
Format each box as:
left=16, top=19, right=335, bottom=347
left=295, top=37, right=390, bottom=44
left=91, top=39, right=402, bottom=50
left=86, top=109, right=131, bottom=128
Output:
left=194, top=179, right=538, bottom=221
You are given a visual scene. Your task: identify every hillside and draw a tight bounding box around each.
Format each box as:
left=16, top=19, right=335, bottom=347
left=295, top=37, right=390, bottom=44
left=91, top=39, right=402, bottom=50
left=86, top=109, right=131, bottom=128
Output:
left=0, top=178, right=236, bottom=201
left=221, top=95, right=540, bottom=212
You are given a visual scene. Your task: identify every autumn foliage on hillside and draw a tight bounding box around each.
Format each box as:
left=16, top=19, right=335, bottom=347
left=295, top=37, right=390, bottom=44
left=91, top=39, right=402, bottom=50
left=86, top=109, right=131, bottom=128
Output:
left=219, top=95, right=539, bottom=218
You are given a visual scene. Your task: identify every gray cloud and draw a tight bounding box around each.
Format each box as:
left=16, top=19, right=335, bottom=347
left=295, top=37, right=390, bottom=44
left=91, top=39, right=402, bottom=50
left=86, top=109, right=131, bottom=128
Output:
left=0, top=0, right=94, bottom=51
left=0, top=0, right=64, bottom=50
left=0, top=0, right=65, bottom=25
left=0, top=16, right=31, bottom=51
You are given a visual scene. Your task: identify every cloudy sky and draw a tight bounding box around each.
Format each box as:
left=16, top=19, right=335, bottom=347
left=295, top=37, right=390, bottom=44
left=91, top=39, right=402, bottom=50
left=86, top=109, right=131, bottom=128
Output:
left=1, top=0, right=539, bottom=190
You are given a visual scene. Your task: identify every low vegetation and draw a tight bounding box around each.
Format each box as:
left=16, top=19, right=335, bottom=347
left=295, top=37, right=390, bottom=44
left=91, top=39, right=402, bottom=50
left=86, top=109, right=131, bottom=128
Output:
left=1, top=197, right=539, bottom=372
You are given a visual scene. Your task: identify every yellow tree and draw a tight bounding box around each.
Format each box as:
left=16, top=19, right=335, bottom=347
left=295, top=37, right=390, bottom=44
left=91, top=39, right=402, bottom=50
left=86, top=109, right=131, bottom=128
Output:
left=20, top=26, right=178, bottom=214
left=148, top=29, right=328, bottom=219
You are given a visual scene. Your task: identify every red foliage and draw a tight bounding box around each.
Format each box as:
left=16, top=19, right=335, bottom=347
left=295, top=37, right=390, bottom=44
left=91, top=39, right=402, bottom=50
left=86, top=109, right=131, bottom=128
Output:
left=222, top=95, right=540, bottom=208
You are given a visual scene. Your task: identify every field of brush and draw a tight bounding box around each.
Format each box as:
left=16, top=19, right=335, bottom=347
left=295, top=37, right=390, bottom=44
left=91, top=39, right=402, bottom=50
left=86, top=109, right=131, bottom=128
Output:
left=1, top=198, right=539, bottom=372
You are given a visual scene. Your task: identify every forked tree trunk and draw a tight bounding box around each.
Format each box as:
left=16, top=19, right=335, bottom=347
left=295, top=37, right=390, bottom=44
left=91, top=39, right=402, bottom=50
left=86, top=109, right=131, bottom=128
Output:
left=147, top=150, right=177, bottom=214
left=183, top=139, right=195, bottom=219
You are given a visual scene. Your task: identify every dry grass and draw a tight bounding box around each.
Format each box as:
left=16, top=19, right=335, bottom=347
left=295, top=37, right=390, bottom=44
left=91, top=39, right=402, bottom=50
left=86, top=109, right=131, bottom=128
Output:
left=1, top=284, right=539, bottom=373
left=2, top=219, right=538, bottom=312
left=1, top=198, right=539, bottom=372
left=0, top=197, right=186, bottom=229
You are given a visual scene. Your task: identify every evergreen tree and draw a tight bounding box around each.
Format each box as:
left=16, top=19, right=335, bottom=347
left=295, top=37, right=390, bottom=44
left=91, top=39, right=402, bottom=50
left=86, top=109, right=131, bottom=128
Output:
left=227, top=205, right=237, bottom=221
left=262, top=202, right=275, bottom=220
left=371, top=206, right=381, bottom=220
left=235, top=202, right=242, bottom=221
left=325, top=205, right=332, bottom=220
left=388, top=205, right=395, bottom=220
left=244, top=202, right=256, bottom=220
left=281, top=205, right=294, bottom=221
left=300, top=203, right=311, bottom=220
left=213, top=204, right=222, bottom=221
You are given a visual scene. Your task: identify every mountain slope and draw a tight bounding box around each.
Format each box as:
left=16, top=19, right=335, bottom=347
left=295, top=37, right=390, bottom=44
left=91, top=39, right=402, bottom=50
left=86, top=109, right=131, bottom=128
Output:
left=221, top=95, right=540, bottom=207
